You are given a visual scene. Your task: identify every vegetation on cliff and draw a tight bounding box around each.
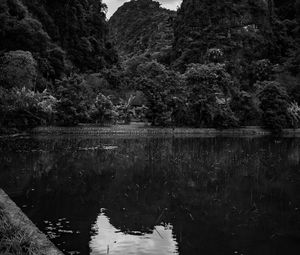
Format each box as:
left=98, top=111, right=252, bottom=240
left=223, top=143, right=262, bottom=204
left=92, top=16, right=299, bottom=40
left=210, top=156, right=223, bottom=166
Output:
left=109, top=0, right=175, bottom=63
left=0, top=0, right=299, bottom=133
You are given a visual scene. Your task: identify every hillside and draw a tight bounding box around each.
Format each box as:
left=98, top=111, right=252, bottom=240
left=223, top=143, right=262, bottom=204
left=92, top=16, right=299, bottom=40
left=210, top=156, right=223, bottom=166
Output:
left=1, top=0, right=299, bottom=133
left=172, top=0, right=276, bottom=69
left=109, top=0, right=175, bottom=59
left=0, top=0, right=118, bottom=83
left=22, top=0, right=118, bottom=71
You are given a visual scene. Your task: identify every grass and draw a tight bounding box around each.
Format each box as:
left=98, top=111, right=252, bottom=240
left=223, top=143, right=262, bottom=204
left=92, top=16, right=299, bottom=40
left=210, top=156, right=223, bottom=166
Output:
left=0, top=208, right=40, bottom=255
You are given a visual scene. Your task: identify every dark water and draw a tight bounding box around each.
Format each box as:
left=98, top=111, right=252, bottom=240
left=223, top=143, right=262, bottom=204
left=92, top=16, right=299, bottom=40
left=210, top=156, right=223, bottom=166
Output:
left=0, top=135, right=300, bottom=255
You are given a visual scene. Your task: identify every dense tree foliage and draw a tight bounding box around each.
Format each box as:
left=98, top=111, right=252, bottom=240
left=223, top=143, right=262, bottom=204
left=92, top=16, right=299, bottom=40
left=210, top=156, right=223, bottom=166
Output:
left=0, top=0, right=121, bottom=132
left=0, top=50, right=37, bottom=89
left=0, top=0, right=118, bottom=80
left=257, top=81, right=294, bottom=131
left=0, top=0, right=66, bottom=85
left=0, top=0, right=299, bottom=133
left=230, top=91, right=260, bottom=126
left=22, top=0, right=118, bottom=71
left=0, top=87, right=56, bottom=132
left=184, top=63, right=239, bottom=128
left=54, top=75, right=94, bottom=126
left=136, top=60, right=184, bottom=126
left=173, top=0, right=275, bottom=70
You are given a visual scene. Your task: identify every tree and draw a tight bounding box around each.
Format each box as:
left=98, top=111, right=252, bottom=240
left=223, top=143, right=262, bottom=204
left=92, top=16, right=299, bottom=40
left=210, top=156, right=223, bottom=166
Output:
left=55, top=75, right=94, bottom=126
left=23, top=0, right=118, bottom=71
left=90, top=93, right=117, bottom=124
left=0, top=51, right=37, bottom=89
left=257, top=81, right=292, bottom=131
left=0, top=87, right=57, bottom=130
left=230, top=91, right=261, bottom=126
left=0, top=0, right=50, bottom=53
left=136, top=60, right=184, bottom=126
left=250, top=59, right=273, bottom=85
left=287, top=102, right=300, bottom=128
left=184, top=63, right=238, bottom=128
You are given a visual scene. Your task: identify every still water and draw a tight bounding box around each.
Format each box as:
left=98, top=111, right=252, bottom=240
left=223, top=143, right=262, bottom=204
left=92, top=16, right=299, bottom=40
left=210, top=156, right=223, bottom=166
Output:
left=0, top=135, right=300, bottom=255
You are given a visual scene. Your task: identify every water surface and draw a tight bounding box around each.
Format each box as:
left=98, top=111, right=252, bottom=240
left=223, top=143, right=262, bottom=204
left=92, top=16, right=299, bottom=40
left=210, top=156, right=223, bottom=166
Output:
left=0, top=135, right=300, bottom=255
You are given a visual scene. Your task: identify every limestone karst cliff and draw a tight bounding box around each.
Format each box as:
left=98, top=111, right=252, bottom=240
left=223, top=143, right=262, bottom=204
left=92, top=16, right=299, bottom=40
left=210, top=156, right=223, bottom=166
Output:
left=172, top=0, right=276, bottom=68
left=109, top=0, right=175, bottom=59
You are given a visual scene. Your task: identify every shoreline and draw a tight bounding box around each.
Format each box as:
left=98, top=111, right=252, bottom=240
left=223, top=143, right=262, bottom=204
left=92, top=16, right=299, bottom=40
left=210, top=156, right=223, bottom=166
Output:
left=1, top=124, right=300, bottom=138
left=0, top=189, right=63, bottom=255
left=30, top=125, right=300, bottom=136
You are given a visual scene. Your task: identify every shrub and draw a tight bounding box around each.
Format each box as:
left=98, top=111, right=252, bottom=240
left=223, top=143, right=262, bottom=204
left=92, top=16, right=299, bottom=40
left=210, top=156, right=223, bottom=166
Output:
left=0, top=87, right=57, bottom=130
left=0, top=209, right=40, bottom=255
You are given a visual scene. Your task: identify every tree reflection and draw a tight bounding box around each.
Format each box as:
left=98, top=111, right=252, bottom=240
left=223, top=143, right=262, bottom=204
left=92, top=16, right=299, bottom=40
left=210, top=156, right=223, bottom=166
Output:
left=90, top=212, right=178, bottom=255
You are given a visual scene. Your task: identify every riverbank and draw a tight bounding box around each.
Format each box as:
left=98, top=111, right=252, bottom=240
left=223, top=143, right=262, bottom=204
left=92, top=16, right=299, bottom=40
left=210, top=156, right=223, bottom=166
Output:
left=31, top=124, right=300, bottom=136
left=0, top=189, right=63, bottom=255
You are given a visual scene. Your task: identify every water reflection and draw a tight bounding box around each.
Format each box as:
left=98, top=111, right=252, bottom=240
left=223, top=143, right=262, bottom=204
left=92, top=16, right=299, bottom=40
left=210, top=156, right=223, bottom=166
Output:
left=0, top=135, right=300, bottom=254
left=90, top=211, right=178, bottom=255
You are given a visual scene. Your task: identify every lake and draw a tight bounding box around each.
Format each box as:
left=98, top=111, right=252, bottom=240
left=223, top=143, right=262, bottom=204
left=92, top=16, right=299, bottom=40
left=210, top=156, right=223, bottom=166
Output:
left=0, top=135, right=300, bottom=255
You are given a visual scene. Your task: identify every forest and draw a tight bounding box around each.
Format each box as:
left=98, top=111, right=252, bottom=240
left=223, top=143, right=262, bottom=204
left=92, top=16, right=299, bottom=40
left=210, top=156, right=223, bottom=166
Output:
left=0, top=0, right=299, bottom=133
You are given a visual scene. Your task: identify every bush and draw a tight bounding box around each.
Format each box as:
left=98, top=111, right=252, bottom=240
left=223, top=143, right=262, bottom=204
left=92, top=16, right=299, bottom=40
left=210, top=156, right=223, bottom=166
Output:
left=257, top=81, right=292, bottom=131
left=0, top=87, right=57, bottom=130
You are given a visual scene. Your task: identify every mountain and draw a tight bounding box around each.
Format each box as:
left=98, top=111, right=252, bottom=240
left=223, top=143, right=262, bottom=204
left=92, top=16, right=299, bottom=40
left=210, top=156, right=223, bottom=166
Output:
left=22, top=0, right=118, bottom=71
left=0, top=0, right=118, bottom=84
left=172, top=0, right=277, bottom=69
left=109, top=0, right=175, bottom=59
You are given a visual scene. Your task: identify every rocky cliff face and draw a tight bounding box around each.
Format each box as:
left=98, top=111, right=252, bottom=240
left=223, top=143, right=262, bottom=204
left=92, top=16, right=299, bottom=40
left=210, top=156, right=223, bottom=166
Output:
left=172, top=0, right=275, bottom=69
left=109, top=0, right=175, bottom=59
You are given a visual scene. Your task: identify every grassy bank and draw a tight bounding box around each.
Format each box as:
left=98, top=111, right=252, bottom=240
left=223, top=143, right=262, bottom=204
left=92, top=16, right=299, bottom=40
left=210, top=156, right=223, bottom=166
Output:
left=0, top=189, right=63, bottom=255
left=0, top=208, right=40, bottom=255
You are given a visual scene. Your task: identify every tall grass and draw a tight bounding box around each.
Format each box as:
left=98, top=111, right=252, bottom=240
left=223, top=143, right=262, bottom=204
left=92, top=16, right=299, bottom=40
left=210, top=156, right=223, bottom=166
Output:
left=0, top=209, right=40, bottom=255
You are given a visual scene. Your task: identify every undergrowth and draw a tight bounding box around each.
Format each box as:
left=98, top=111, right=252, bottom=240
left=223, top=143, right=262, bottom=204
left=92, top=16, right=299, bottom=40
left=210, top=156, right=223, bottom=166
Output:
left=0, top=208, right=40, bottom=255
